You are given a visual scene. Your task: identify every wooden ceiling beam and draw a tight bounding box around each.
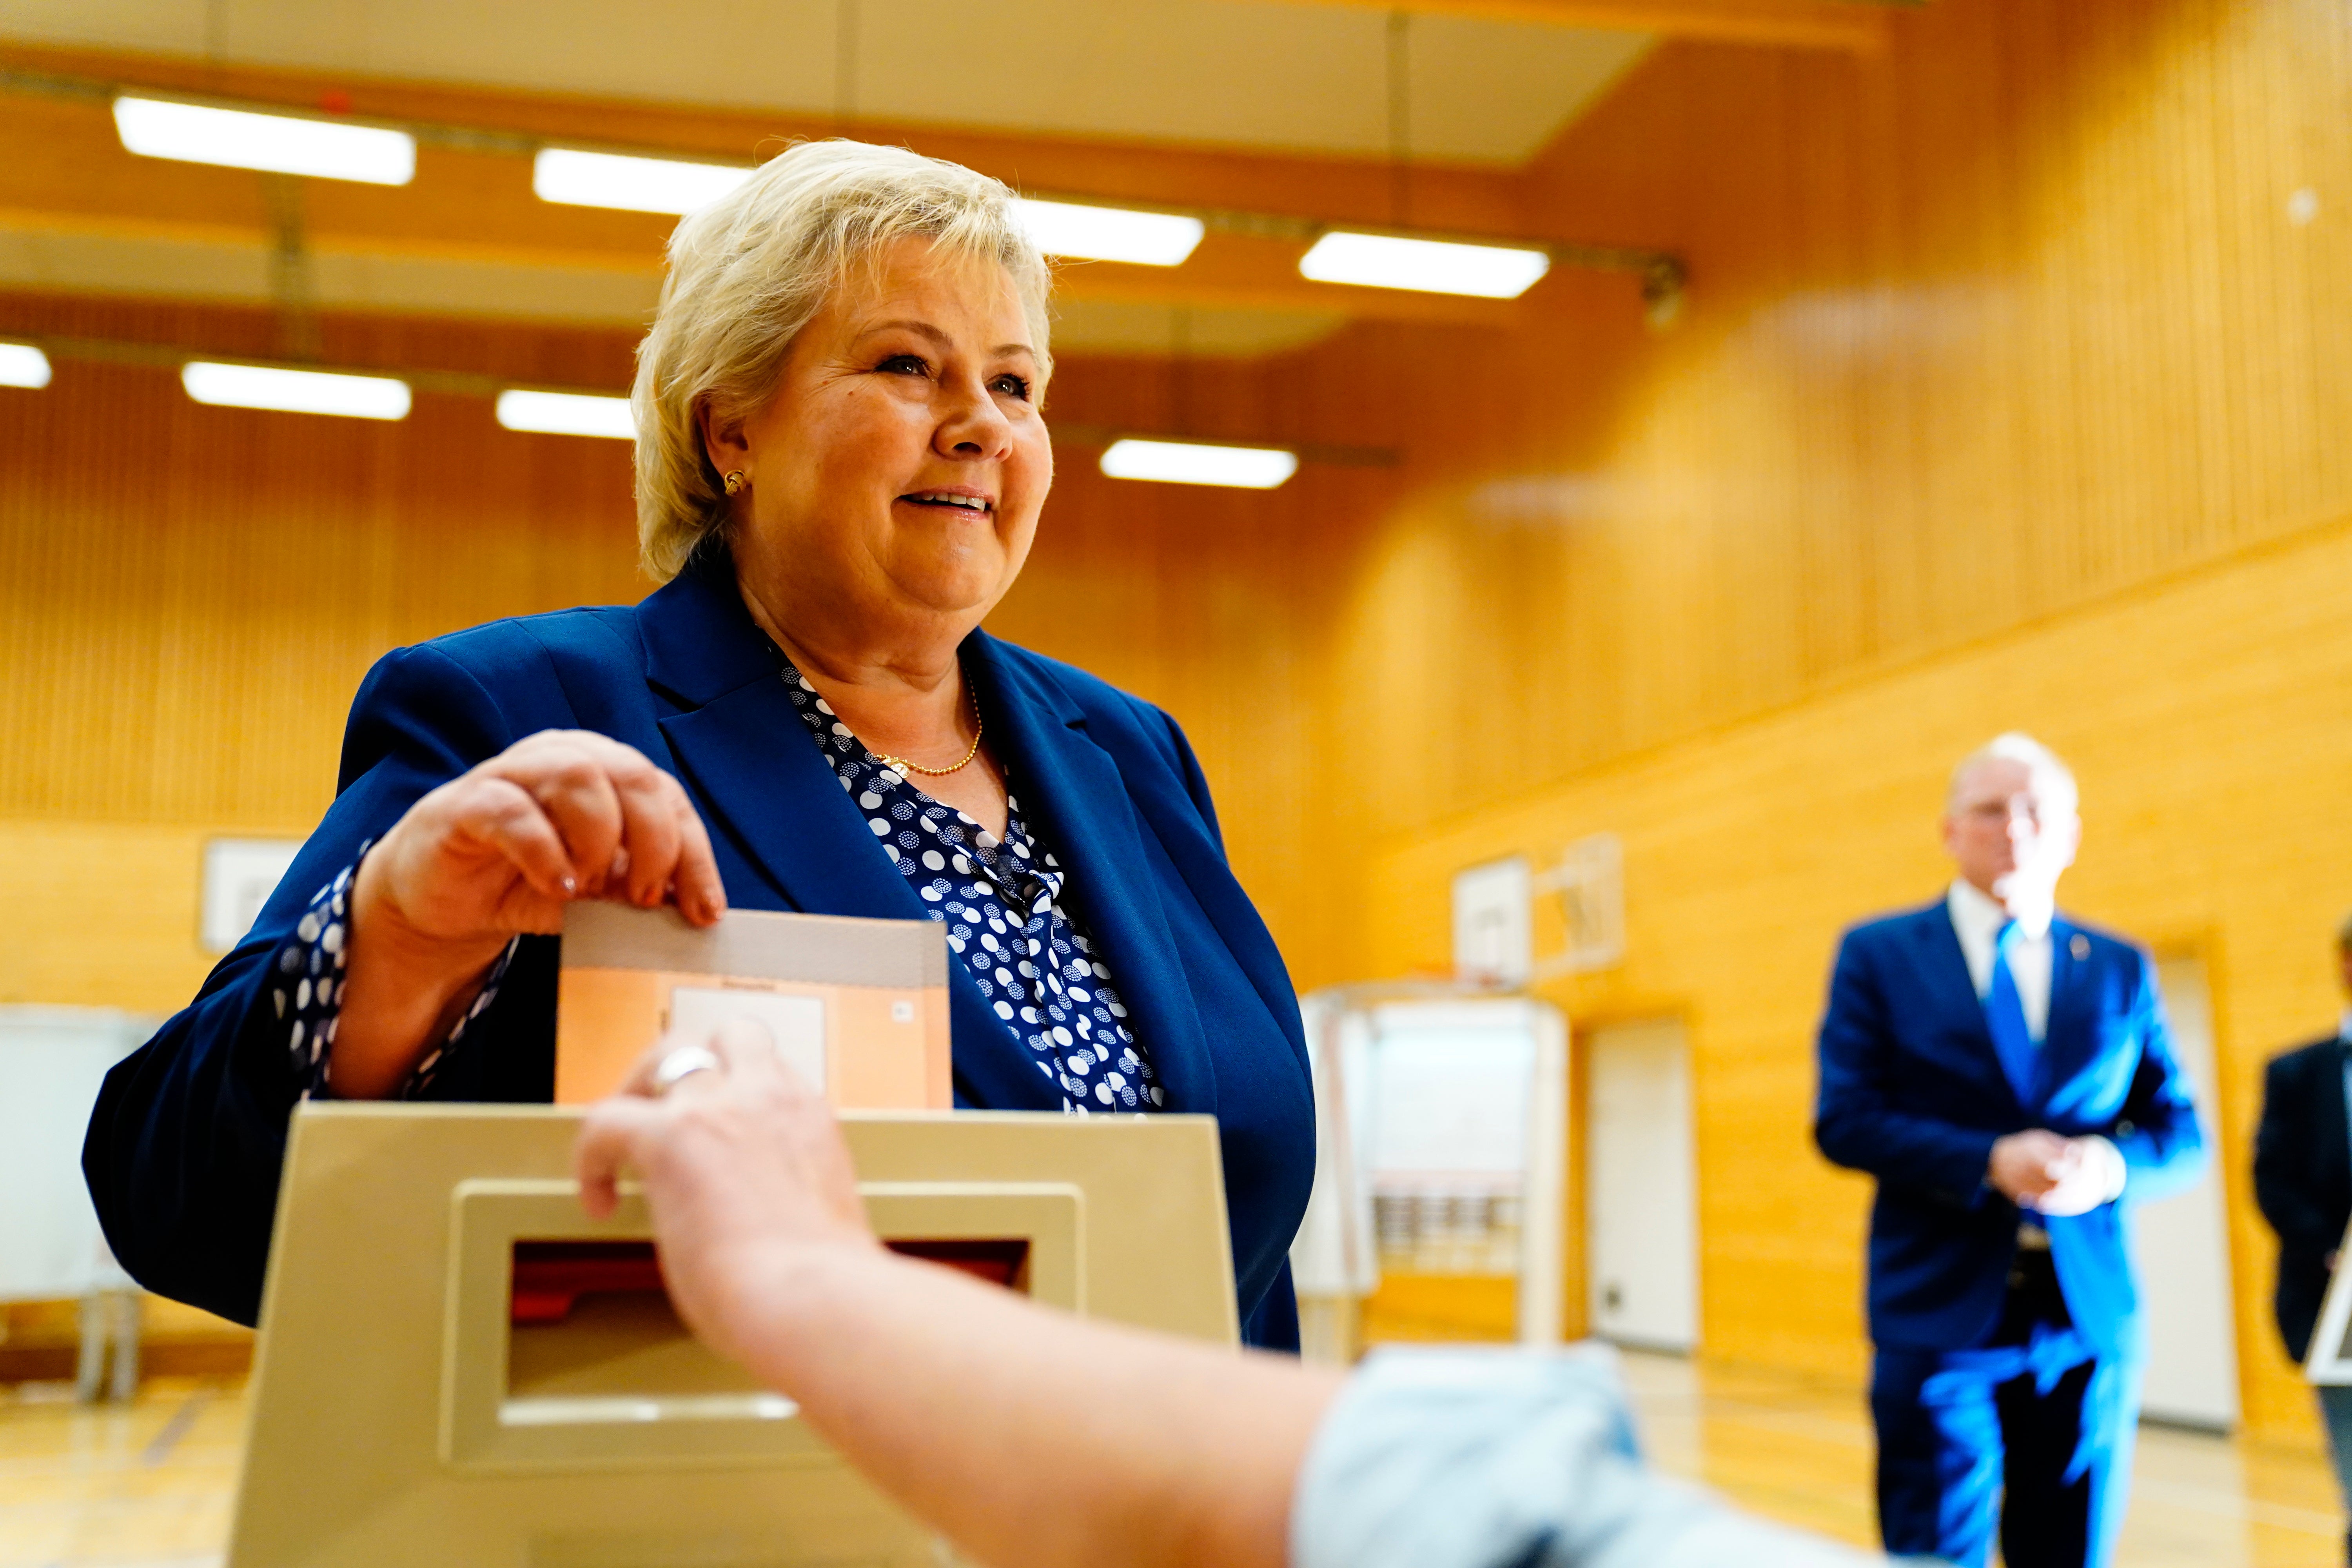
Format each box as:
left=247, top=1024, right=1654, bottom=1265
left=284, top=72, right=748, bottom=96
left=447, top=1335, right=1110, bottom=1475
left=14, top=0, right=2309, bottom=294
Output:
left=1291, top=0, right=1905, bottom=53
left=0, top=90, right=1530, bottom=330
left=0, top=41, right=1536, bottom=236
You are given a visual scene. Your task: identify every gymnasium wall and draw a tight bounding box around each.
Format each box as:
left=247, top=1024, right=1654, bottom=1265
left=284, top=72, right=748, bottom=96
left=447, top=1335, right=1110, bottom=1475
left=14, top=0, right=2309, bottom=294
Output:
left=1299, top=0, right=2352, bottom=1441
left=5, top=0, right=2347, bottom=1441
left=0, top=296, right=1366, bottom=1016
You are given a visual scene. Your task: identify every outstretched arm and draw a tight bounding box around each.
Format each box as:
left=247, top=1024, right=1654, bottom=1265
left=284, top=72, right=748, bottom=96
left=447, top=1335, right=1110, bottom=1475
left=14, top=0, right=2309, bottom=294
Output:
left=576, top=1022, right=1341, bottom=1568
left=577, top=1027, right=1878, bottom=1568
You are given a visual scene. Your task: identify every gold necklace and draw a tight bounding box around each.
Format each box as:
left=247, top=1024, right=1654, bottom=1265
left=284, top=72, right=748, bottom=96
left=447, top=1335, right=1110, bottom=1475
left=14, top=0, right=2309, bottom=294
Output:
left=873, top=684, right=984, bottom=778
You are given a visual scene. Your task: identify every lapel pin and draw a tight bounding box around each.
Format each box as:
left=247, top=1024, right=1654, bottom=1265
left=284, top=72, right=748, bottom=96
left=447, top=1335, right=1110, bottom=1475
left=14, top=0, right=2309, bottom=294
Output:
left=2071, top=934, right=2090, bottom=961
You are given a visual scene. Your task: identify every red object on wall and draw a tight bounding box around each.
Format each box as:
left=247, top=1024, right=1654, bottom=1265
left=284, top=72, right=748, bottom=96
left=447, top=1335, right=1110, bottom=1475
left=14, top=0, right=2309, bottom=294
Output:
left=510, top=1237, right=1032, bottom=1324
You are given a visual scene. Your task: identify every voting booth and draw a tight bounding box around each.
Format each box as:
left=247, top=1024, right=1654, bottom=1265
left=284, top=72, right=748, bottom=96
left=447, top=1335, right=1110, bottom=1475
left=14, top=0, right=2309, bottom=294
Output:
left=0, top=1006, right=152, bottom=1400
left=1290, top=992, right=1569, bottom=1357
left=227, top=1103, right=1238, bottom=1568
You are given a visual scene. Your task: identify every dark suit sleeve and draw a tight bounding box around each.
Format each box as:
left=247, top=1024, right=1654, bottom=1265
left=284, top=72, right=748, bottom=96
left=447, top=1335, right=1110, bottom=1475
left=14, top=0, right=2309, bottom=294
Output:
left=1813, top=930, right=2002, bottom=1205
left=2256, top=1051, right=2339, bottom=1252
left=1156, top=704, right=1227, bottom=857
left=2109, top=949, right=2206, bottom=1204
left=82, top=644, right=519, bottom=1325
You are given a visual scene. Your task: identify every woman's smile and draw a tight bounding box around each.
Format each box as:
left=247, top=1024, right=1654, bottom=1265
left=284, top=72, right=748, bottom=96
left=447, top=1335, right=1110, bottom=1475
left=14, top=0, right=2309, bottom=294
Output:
left=898, top=486, right=997, bottom=515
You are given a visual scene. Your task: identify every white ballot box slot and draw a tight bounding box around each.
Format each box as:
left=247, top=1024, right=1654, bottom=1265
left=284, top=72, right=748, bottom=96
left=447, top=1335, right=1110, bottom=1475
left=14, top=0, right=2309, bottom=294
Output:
left=443, top=1178, right=1085, bottom=1471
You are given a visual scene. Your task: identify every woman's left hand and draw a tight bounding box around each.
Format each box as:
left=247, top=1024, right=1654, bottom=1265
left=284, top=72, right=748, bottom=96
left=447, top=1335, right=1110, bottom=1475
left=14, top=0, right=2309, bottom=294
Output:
left=574, top=1020, right=878, bottom=1367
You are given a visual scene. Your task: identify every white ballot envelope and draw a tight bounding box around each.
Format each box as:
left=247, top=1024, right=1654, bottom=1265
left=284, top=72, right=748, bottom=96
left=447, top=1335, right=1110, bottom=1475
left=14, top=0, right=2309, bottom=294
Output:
left=2305, top=1215, right=2352, bottom=1384
left=556, top=903, right=951, bottom=1108
left=227, top=1103, right=1238, bottom=1566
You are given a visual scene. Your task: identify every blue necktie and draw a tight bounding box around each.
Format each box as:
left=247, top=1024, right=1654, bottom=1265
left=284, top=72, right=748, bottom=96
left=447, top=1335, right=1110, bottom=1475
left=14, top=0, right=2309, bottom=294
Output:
left=1985, top=919, right=2040, bottom=1112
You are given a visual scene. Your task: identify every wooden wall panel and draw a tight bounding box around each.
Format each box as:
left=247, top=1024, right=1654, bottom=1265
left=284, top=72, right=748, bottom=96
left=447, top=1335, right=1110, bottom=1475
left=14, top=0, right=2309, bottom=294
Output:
left=0, top=299, right=1352, bottom=1017
left=1257, top=0, right=2352, bottom=942
left=1291, top=0, right=2352, bottom=1443
left=1356, top=512, right=2352, bottom=1437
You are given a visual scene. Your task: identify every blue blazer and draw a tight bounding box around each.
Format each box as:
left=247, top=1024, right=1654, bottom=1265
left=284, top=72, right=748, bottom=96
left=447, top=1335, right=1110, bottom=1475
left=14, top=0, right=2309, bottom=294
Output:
left=84, top=547, right=1316, bottom=1345
left=1812, top=899, right=2204, bottom=1356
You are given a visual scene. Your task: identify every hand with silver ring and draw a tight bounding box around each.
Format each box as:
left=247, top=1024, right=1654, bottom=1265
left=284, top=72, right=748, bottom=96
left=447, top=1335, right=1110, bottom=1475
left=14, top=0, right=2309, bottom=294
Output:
left=575, top=1018, right=875, bottom=1371
left=652, top=1044, right=724, bottom=1096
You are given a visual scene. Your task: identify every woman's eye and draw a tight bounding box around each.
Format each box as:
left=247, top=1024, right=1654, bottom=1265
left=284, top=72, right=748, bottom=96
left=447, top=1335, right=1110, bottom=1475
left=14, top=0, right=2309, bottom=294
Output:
left=992, top=375, right=1032, bottom=400
left=878, top=354, right=928, bottom=376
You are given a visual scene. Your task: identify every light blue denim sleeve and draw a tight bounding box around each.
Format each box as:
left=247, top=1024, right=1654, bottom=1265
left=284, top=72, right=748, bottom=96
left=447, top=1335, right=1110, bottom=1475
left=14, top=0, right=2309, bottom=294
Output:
left=1290, top=1345, right=1884, bottom=1568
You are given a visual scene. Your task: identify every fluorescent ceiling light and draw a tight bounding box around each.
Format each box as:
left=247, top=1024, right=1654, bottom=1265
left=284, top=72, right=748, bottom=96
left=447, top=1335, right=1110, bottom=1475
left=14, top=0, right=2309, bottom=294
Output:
left=534, top=148, right=753, bottom=214
left=0, top=344, right=51, bottom=388
left=497, top=389, right=635, bottom=440
left=113, top=96, right=414, bottom=185
left=1298, top=231, right=1551, bottom=299
left=1014, top=199, right=1204, bottom=266
left=1099, top=439, right=1297, bottom=490
left=181, top=362, right=411, bottom=421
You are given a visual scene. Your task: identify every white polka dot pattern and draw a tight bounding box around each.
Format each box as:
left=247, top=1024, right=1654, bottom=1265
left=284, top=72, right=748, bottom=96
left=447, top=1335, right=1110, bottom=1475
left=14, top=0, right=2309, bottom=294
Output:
left=276, top=839, right=519, bottom=1100
left=779, top=661, right=1163, bottom=1115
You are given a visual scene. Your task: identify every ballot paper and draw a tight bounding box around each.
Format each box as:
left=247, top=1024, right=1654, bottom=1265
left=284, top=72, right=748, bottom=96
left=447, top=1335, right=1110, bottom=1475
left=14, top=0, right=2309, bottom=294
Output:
left=554, top=903, right=951, bottom=1107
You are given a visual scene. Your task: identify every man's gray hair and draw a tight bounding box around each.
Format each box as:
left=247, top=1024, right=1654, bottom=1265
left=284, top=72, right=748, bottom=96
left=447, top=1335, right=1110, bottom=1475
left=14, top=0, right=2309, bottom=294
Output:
left=1946, top=731, right=2080, bottom=817
left=630, top=139, right=1053, bottom=582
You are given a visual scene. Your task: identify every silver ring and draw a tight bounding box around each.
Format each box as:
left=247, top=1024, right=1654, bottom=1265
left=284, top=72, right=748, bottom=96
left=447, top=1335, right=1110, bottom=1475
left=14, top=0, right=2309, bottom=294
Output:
left=651, top=1044, right=723, bottom=1096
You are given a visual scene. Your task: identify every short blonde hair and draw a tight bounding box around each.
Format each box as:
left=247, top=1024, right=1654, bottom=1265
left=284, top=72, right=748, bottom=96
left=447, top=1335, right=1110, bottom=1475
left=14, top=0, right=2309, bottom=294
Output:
left=1947, top=731, right=2080, bottom=818
left=631, top=140, right=1053, bottom=581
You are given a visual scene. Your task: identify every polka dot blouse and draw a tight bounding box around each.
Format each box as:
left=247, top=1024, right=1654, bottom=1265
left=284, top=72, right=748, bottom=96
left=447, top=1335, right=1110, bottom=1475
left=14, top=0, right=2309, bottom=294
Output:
left=780, top=658, right=1163, bottom=1114
left=275, top=849, right=517, bottom=1100
left=273, top=662, right=1162, bottom=1114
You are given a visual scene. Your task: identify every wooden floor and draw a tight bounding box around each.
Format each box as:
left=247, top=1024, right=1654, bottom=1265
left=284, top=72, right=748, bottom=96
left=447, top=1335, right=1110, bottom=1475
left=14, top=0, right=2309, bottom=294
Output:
left=1, top=1377, right=241, bottom=1568
left=1619, top=1352, right=2346, bottom=1568
left=0, top=1355, right=2341, bottom=1566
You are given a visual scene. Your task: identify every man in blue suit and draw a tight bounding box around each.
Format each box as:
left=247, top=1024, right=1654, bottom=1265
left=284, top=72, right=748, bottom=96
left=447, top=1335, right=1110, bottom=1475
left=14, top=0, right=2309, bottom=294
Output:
left=1814, top=733, right=2204, bottom=1568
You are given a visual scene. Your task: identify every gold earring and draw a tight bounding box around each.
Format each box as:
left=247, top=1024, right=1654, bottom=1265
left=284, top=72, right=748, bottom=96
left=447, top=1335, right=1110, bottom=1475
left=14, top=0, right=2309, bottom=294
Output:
left=723, top=470, right=747, bottom=496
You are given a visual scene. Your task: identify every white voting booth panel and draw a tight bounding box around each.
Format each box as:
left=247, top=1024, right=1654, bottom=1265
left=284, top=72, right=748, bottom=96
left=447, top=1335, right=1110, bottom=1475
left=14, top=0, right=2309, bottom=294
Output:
left=0, top=1007, right=150, bottom=1402
left=1292, top=995, right=1568, bottom=1346
left=0, top=1007, right=147, bottom=1300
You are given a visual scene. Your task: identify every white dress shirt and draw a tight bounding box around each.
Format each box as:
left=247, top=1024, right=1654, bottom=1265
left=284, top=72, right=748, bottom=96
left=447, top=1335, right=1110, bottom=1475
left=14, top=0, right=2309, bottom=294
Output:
left=1947, top=878, right=2052, bottom=1042
left=1947, top=879, right=2125, bottom=1214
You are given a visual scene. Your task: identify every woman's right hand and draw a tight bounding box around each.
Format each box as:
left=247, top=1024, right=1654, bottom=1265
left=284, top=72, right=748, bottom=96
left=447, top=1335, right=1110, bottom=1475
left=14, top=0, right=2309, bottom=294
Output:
left=330, top=730, right=728, bottom=1098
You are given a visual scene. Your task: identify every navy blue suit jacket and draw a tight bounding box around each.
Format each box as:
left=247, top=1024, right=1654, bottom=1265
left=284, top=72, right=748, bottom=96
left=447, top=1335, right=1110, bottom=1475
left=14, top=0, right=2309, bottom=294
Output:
left=2253, top=1036, right=2350, bottom=1362
left=1813, top=899, right=2204, bottom=1357
left=84, top=547, right=1316, bottom=1345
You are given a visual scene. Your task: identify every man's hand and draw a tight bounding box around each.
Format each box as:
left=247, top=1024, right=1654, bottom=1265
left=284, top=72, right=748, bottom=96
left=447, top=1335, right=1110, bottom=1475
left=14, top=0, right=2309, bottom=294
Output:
left=2033, top=1136, right=2125, bottom=1217
left=573, top=1020, right=878, bottom=1369
left=1989, top=1129, right=2123, bottom=1214
left=1988, top=1129, right=2081, bottom=1207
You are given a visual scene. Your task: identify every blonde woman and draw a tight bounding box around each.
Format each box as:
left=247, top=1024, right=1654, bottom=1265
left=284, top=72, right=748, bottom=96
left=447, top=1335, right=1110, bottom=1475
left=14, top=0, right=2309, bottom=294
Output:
left=87, top=141, right=1314, bottom=1350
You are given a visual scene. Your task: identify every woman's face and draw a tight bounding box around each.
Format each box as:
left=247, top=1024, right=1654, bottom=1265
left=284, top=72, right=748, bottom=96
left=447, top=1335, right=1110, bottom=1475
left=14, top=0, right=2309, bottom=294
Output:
left=713, top=236, right=1052, bottom=640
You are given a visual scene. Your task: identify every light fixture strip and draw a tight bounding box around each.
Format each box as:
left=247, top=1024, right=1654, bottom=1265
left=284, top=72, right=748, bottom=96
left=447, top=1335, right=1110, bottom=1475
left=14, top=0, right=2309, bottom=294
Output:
left=1013, top=198, right=1204, bottom=267
left=181, top=362, right=412, bottom=421
left=113, top=95, right=416, bottom=185
left=531, top=148, right=755, bottom=216
left=0, top=343, right=52, bottom=388
left=1099, top=439, right=1298, bottom=490
left=495, top=388, right=636, bottom=440
left=1298, top=230, right=1552, bottom=299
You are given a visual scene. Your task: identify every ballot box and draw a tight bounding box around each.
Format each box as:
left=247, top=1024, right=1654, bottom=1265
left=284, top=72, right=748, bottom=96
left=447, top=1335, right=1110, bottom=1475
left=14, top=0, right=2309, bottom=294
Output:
left=227, top=1103, right=1237, bottom=1568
